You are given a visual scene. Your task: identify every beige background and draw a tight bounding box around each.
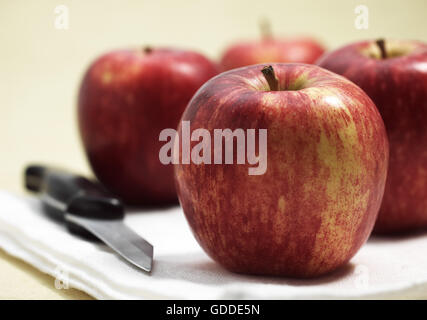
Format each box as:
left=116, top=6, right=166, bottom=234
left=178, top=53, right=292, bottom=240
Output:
left=1, top=0, right=426, bottom=299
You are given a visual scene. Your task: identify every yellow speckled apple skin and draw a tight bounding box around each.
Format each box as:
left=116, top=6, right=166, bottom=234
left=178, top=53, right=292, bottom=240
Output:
left=318, top=40, right=427, bottom=234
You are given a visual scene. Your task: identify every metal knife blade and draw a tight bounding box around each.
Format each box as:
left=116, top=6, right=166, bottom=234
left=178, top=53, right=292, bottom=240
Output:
left=66, top=214, right=153, bottom=272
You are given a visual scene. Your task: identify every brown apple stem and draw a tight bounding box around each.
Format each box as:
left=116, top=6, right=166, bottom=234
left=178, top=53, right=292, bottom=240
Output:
left=259, top=18, right=272, bottom=40
left=376, top=39, right=387, bottom=59
left=261, top=65, right=279, bottom=91
left=144, top=46, right=153, bottom=54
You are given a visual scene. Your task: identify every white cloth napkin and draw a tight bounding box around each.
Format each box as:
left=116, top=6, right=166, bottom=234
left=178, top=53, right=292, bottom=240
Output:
left=1, top=190, right=427, bottom=299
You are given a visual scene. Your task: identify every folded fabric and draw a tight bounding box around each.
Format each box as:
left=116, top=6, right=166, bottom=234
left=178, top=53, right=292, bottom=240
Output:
left=1, top=190, right=427, bottom=299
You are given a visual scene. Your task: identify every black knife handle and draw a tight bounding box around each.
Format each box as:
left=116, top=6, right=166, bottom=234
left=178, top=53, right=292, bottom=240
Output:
left=24, top=164, right=124, bottom=240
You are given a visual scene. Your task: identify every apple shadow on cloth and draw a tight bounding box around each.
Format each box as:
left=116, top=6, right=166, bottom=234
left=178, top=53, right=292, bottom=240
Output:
left=124, top=201, right=180, bottom=215
left=151, top=252, right=356, bottom=287
left=368, top=229, right=427, bottom=244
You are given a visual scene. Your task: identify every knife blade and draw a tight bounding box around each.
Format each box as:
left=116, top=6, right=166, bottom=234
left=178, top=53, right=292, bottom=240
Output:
left=67, top=215, right=153, bottom=272
left=24, top=164, right=153, bottom=272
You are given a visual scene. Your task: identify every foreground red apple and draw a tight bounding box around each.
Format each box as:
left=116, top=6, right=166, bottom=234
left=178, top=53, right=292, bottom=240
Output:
left=174, top=63, right=389, bottom=277
left=78, top=47, right=218, bottom=205
left=317, top=39, right=427, bottom=234
left=220, top=23, right=324, bottom=71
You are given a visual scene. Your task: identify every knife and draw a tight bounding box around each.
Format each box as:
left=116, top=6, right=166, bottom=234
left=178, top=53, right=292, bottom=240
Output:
left=24, top=164, right=153, bottom=272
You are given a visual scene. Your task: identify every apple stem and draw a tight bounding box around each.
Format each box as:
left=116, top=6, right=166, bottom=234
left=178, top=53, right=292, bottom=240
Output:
left=261, top=65, right=279, bottom=91
left=144, top=46, right=153, bottom=54
left=259, top=18, right=273, bottom=40
left=376, top=39, right=387, bottom=59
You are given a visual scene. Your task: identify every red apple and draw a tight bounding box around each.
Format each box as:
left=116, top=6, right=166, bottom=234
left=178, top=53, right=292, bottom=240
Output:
left=78, top=47, right=218, bottom=205
left=174, top=63, right=389, bottom=277
left=220, top=24, right=324, bottom=71
left=317, top=39, right=427, bottom=234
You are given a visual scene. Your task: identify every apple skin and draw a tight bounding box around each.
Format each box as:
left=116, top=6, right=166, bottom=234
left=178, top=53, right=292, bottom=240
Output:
left=220, top=37, right=325, bottom=71
left=317, top=40, right=427, bottom=234
left=78, top=48, right=218, bottom=205
left=174, top=63, right=389, bottom=277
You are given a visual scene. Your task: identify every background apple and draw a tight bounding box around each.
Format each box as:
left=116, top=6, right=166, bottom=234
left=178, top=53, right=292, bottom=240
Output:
left=317, top=39, right=427, bottom=234
left=78, top=47, right=218, bottom=205
left=220, top=21, right=325, bottom=71
left=174, top=63, right=389, bottom=277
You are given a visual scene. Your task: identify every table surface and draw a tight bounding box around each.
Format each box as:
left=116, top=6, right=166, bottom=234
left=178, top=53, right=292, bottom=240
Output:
left=0, top=249, right=91, bottom=299
left=1, top=0, right=426, bottom=299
